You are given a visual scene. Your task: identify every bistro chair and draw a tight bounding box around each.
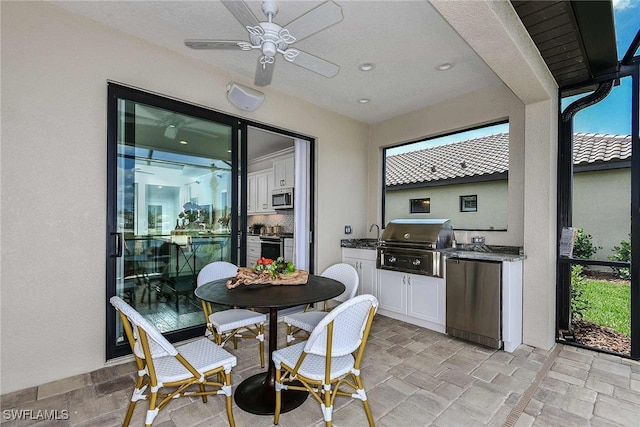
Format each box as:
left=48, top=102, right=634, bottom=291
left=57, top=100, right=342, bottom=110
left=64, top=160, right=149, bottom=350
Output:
left=284, top=263, right=359, bottom=345
left=197, top=261, right=267, bottom=367
left=109, top=296, right=237, bottom=427
left=273, top=294, right=378, bottom=427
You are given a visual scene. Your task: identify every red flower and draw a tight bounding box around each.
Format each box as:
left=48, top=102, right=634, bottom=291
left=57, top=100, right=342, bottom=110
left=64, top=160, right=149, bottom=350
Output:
left=263, top=258, right=273, bottom=265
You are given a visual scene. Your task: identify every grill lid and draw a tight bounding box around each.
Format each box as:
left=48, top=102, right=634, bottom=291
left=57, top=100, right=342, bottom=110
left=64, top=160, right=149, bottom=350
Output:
left=380, top=219, right=455, bottom=249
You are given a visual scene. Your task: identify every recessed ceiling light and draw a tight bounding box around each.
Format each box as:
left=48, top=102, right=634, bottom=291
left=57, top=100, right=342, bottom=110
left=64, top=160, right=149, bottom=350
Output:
left=179, top=140, right=188, bottom=145
left=358, top=62, right=375, bottom=71
left=436, top=62, right=453, bottom=71
left=358, top=98, right=370, bottom=104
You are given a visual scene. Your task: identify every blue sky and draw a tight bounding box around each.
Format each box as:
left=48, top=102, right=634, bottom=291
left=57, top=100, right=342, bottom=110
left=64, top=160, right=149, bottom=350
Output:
left=388, top=1, right=639, bottom=156
left=564, top=0, right=639, bottom=135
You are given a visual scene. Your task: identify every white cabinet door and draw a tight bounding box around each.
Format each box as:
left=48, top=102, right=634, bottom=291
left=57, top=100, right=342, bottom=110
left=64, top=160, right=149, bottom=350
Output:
left=359, top=259, right=378, bottom=297
left=255, top=170, right=274, bottom=213
left=342, top=248, right=378, bottom=298
left=407, top=274, right=444, bottom=325
left=377, top=270, right=406, bottom=315
left=284, top=238, right=294, bottom=262
left=247, top=174, right=257, bottom=214
left=273, top=156, right=294, bottom=188
left=248, top=170, right=274, bottom=215
left=246, top=236, right=261, bottom=266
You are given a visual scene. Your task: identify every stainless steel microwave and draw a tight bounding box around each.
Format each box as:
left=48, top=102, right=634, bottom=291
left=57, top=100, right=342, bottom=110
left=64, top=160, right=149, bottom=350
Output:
left=272, top=188, right=293, bottom=210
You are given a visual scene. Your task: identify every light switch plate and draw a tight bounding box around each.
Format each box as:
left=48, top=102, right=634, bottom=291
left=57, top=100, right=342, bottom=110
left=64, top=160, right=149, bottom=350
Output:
left=344, top=225, right=352, bottom=234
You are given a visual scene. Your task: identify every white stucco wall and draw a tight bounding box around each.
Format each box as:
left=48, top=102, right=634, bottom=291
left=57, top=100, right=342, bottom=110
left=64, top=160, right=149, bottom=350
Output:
left=1, top=0, right=562, bottom=394
left=381, top=1, right=559, bottom=350
left=0, top=1, right=369, bottom=394
left=574, top=168, right=631, bottom=260
left=369, top=84, right=525, bottom=246
left=385, top=180, right=509, bottom=232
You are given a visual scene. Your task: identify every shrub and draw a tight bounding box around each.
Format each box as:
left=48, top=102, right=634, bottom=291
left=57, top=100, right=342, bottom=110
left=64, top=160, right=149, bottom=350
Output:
left=572, top=228, right=601, bottom=259
left=609, top=233, right=631, bottom=280
left=570, top=265, right=589, bottom=321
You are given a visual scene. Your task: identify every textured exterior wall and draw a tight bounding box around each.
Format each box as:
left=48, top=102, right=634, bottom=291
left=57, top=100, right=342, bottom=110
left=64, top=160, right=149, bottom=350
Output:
left=385, top=180, right=509, bottom=232
left=0, top=1, right=368, bottom=394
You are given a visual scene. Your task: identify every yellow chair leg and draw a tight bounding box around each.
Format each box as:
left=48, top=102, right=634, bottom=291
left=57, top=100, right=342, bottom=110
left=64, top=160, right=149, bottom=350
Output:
left=123, top=376, right=145, bottom=426
left=355, top=375, right=375, bottom=426
left=145, top=391, right=158, bottom=427
left=323, top=387, right=332, bottom=427
left=225, top=371, right=236, bottom=427
left=274, top=369, right=282, bottom=425
left=286, top=324, right=293, bottom=346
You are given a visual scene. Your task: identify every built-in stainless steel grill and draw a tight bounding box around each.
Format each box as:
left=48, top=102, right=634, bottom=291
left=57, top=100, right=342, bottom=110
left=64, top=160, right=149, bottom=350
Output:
left=377, top=219, right=455, bottom=277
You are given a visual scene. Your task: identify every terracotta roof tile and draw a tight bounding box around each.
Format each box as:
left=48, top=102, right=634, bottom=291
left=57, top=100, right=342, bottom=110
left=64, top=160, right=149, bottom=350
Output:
left=386, top=132, right=631, bottom=187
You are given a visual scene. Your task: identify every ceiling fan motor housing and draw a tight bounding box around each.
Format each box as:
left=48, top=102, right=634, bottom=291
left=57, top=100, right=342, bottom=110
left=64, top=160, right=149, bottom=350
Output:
left=249, top=22, right=291, bottom=58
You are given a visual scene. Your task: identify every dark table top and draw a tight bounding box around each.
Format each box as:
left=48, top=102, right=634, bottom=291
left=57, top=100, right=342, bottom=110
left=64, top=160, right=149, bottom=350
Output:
left=194, top=274, right=345, bottom=310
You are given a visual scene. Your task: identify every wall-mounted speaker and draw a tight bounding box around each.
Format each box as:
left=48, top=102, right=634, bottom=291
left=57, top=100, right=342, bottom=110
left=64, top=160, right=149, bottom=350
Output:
left=226, top=82, right=265, bottom=112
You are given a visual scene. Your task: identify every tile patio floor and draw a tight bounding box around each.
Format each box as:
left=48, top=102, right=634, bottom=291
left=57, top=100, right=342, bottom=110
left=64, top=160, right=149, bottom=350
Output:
left=2, top=315, right=639, bottom=426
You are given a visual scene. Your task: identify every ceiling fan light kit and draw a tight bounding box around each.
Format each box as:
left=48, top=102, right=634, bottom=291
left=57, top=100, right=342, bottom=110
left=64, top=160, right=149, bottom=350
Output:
left=185, top=0, right=343, bottom=87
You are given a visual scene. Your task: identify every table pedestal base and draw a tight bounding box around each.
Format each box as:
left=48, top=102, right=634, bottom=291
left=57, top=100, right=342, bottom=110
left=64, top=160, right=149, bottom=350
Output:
left=234, top=372, right=308, bottom=415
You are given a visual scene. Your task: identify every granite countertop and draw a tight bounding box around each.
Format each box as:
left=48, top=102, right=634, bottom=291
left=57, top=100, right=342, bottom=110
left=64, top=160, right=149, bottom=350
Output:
left=340, top=238, right=379, bottom=249
left=341, top=239, right=526, bottom=261
left=442, top=244, right=526, bottom=261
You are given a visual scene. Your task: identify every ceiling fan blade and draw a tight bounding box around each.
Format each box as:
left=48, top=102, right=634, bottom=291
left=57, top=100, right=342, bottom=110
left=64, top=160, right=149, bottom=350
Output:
left=185, top=39, right=244, bottom=50
left=284, top=1, right=343, bottom=42
left=289, top=50, right=339, bottom=78
left=221, top=0, right=259, bottom=29
left=255, top=58, right=275, bottom=87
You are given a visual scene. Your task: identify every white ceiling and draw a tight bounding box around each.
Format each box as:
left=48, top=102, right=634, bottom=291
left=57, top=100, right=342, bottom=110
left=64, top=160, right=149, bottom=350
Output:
left=53, top=0, right=503, bottom=125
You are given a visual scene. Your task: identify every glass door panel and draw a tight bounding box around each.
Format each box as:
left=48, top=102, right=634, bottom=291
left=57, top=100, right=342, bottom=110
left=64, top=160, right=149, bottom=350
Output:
left=108, top=84, right=238, bottom=358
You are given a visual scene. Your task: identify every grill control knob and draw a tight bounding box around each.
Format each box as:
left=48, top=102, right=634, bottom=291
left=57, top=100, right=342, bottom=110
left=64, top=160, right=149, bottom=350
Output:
left=412, top=259, right=421, bottom=266
left=389, top=256, right=397, bottom=263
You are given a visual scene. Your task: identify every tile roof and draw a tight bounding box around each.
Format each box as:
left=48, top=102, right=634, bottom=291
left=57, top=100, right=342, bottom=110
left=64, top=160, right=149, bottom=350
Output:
left=386, top=132, right=631, bottom=187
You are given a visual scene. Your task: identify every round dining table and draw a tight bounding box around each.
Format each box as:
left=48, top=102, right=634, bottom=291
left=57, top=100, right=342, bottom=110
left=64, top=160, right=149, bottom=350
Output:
left=194, top=274, right=345, bottom=415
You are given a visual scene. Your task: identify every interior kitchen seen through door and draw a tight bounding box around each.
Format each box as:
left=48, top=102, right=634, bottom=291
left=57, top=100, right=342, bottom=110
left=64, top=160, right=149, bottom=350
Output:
left=107, top=84, right=238, bottom=357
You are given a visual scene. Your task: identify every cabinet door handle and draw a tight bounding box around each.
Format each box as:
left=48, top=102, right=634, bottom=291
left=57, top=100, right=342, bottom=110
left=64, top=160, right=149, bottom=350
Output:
left=407, top=276, right=411, bottom=285
left=402, top=275, right=406, bottom=285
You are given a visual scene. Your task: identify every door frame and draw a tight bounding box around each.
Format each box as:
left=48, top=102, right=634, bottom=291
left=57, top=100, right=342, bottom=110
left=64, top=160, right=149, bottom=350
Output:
left=106, top=82, right=316, bottom=359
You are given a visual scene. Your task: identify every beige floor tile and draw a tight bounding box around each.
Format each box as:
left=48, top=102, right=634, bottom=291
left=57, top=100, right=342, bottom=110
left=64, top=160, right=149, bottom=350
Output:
left=3, top=316, right=640, bottom=427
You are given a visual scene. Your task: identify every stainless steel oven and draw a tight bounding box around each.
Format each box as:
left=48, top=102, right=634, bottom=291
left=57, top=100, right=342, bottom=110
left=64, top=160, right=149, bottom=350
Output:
left=260, top=236, right=284, bottom=260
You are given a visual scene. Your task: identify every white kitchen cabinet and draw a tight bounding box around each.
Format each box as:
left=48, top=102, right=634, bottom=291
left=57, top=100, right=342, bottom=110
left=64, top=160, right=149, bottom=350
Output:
left=273, top=156, right=294, bottom=188
left=376, top=269, right=445, bottom=333
left=247, top=174, right=257, bottom=214
left=284, top=238, right=294, bottom=263
left=341, top=248, right=378, bottom=298
left=248, top=170, right=274, bottom=215
left=246, top=236, right=261, bottom=266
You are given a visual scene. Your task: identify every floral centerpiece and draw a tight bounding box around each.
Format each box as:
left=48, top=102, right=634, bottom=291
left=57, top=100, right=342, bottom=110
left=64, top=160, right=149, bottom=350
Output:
left=226, top=257, right=308, bottom=288
left=253, top=257, right=295, bottom=279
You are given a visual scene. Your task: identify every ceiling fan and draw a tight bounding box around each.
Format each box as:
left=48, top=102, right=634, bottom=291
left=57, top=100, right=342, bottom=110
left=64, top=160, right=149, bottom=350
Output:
left=185, top=0, right=343, bottom=87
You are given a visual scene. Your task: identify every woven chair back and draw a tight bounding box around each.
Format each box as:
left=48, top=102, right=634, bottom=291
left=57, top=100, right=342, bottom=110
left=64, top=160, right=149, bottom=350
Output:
left=304, top=294, right=378, bottom=357
left=320, top=263, right=359, bottom=303
left=197, top=261, right=239, bottom=287
left=110, top=296, right=178, bottom=358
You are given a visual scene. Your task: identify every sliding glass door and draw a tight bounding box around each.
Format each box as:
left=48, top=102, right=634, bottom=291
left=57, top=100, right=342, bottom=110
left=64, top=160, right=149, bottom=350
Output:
left=106, top=84, right=240, bottom=358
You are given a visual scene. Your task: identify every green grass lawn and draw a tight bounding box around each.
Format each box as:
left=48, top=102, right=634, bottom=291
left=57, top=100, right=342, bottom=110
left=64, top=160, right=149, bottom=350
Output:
left=580, top=279, right=631, bottom=337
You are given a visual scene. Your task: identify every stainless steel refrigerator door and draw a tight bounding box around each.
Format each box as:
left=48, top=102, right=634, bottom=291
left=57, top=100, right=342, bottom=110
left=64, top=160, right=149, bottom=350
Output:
left=446, top=258, right=502, bottom=348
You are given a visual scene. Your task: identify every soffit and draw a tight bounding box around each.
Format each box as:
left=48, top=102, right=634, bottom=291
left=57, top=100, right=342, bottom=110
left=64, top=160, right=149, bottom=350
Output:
left=511, top=0, right=618, bottom=92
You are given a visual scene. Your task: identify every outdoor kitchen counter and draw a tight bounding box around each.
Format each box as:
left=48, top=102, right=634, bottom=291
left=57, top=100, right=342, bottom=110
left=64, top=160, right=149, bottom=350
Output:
left=441, top=246, right=526, bottom=262
left=340, top=238, right=379, bottom=249
left=340, top=239, right=526, bottom=262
